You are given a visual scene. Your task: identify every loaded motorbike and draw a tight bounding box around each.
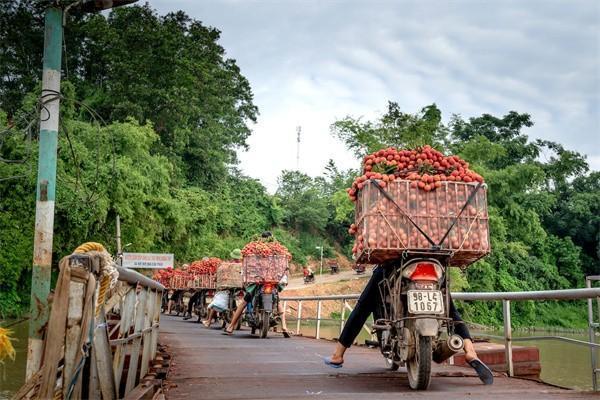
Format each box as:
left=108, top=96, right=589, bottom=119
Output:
left=168, top=289, right=186, bottom=316
left=347, top=147, right=490, bottom=391
left=354, top=264, right=366, bottom=275
left=244, top=282, right=281, bottom=338
left=303, top=274, right=315, bottom=284
left=373, top=250, right=464, bottom=390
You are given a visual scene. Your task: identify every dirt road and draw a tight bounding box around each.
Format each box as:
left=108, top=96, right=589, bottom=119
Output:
left=286, top=267, right=372, bottom=290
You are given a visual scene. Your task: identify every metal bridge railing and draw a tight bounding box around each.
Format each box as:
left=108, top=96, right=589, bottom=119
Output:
left=280, top=282, right=600, bottom=391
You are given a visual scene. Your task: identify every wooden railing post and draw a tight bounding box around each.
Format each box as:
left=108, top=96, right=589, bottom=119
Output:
left=63, top=270, right=88, bottom=398
left=113, top=287, right=136, bottom=393
left=151, top=289, right=161, bottom=359
left=125, top=286, right=147, bottom=394
left=140, top=288, right=154, bottom=377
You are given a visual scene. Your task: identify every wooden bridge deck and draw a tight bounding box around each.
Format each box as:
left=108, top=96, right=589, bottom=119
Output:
left=159, top=315, right=594, bottom=399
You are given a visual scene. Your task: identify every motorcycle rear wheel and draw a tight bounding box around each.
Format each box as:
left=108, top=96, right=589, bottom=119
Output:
left=406, top=335, right=432, bottom=390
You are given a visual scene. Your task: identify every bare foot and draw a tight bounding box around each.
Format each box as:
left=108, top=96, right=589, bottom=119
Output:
left=329, top=354, right=344, bottom=364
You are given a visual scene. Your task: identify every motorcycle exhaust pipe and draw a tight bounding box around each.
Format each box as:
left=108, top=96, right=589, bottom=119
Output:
left=432, top=334, right=464, bottom=364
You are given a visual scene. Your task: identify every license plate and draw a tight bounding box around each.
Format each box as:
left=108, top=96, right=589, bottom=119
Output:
left=407, top=290, right=444, bottom=315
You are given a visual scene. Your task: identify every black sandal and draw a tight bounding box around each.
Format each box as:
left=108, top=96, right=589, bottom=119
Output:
left=468, top=359, right=494, bottom=385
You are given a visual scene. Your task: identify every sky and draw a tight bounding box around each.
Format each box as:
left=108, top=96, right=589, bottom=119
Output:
left=151, top=0, right=600, bottom=192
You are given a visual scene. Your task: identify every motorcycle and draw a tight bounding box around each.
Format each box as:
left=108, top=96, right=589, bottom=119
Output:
left=161, top=291, right=170, bottom=313
left=303, top=274, right=315, bottom=284
left=168, top=289, right=186, bottom=316
left=355, top=264, right=366, bottom=275
left=373, top=251, right=464, bottom=390
left=245, top=282, right=280, bottom=338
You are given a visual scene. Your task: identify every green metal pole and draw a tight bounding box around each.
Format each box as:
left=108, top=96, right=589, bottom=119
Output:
left=26, top=6, right=63, bottom=379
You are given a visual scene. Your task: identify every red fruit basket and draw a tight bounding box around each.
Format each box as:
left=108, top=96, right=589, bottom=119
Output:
left=217, top=262, right=243, bottom=289
left=188, top=273, right=216, bottom=289
left=168, top=274, right=191, bottom=290
left=354, top=179, right=490, bottom=267
left=242, top=255, right=288, bottom=284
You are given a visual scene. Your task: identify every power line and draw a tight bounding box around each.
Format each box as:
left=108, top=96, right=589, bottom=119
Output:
left=0, top=89, right=62, bottom=182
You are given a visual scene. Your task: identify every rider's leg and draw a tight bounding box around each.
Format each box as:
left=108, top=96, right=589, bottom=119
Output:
left=226, top=285, right=257, bottom=333
left=448, top=297, right=477, bottom=361
left=277, top=301, right=290, bottom=335
left=449, top=296, right=493, bottom=384
left=226, top=299, right=247, bottom=333
left=203, top=307, right=216, bottom=327
left=328, top=266, right=384, bottom=364
left=184, top=291, right=200, bottom=320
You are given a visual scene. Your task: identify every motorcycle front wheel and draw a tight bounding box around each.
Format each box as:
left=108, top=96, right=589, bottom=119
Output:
left=406, top=335, right=432, bottom=390
left=260, top=310, right=271, bottom=338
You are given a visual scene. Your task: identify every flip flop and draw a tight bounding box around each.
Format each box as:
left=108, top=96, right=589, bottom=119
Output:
left=282, top=330, right=291, bottom=338
left=221, top=329, right=233, bottom=336
left=323, top=357, right=343, bottom=369
left=468, top=359, right=494, bottom=385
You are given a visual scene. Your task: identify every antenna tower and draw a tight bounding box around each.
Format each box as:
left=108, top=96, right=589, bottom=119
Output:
left=296, top=126, right=301, bottom=170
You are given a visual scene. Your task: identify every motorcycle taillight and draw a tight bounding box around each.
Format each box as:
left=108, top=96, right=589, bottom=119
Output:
left=402, top=262, right=443, bottom=282
left=263, top=284, right=274, bottom=294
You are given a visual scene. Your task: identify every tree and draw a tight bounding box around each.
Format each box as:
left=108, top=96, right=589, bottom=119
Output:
left=0, top=2, right=258, bottom=188
left=276, top=170, right=329, bottom=233
left=331, top=102, right=446, bottom=158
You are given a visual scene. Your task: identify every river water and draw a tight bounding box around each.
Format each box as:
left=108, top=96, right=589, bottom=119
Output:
left=0, top=319, right=597, bottom=397
left=0, top=320, right=28, bottom=399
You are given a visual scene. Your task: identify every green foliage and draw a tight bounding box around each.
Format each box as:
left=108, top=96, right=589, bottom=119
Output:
left=331, top=102, right=447, bottom=157
left=276, top=170, right=329, bottom=233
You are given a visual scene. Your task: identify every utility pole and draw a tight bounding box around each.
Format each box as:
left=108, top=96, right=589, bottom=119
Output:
left=315, top=245, right=324, bottom=276
left=27, top=0, right=138, bottom=379
left=296, top=126, right=301, bottom=170
left=27, top=6, right=63, bottom=379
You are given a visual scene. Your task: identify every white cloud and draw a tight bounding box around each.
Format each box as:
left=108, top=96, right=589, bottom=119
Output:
left=152, top=0, right=600, bottom=191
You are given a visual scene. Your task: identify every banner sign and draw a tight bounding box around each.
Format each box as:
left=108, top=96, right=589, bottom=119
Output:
left=122, top=252, right=174, bottom=269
